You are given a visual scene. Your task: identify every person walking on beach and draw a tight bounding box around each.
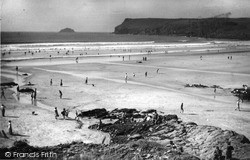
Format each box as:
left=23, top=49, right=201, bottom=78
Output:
left=60, top=79, right=63, bottom=86
left=122, top=56, right=124, bottom=61
left=145, top=72, right=147, bottom=77
left=235, top=99, right=240, bottom=111
left=50, top=79, right=53, bottom=86
left=8, top=120, right=13, bottom=135
left=225, top=142, right=234, bottom=160
left=1, top=88, right=6, bottom=99
left=180, top=103, right=184, bottom=113
left=125, top=73, right=128, bottom=83
left=157, top=69, right=159, bottom=74
left=54, top=107, right=59, bottom=119
left=1, top=104, right=6, bottom=117
left=59, top=90, right=63, bottom=99
left=85, top=77, right=88, bottom=84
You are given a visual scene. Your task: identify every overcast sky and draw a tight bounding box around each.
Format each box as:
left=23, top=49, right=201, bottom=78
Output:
left=1, top=0, right=250, bottom=32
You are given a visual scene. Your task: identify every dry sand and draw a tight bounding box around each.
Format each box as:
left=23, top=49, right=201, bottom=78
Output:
left=1, top=41, right=250, bottom=148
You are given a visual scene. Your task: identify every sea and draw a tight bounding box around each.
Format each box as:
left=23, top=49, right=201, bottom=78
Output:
left=1, top=32, right=206, bottom=44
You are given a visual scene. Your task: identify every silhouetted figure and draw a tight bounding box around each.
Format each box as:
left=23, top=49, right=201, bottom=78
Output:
left=50, top=79, right=53, bottom=86
left=145, top=72, right=147, bottom=77
left=133, top=73, right=135, bottom=77
left=54, top=107, right=59, bottom=119
left=34, top=88, right=37, bottom=99
left=16, top=66, right=18, bottom=73
left=214, top=88, right=216, bottom=93
left=59, top=90, right=62, bottom=99
left=180, top=103, right=184, bottom=113
left=61, top=108, right=66, bottom=119
left=85, top=77, right=88, bottom=84
left=122, top=56, right=124, bottom=61
left=8, top=120, right=13, bottom=135
left=213, top=146, right=222, bottom=160
left=157, top=69, right=159, bottom=74
left=1, top=88, right=6, bottom=99
left=60, top=79, right=63, bottom=86
left=225, top=142, right=234, bottom=160
left=1, top=104, right=6, bottom=117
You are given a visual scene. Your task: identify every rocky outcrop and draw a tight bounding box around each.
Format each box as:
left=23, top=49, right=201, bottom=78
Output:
left=1, top=108, right=250, bottom=159
left=114, top=18, right=250, bottom=40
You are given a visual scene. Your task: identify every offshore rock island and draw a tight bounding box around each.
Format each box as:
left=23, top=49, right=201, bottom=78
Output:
left=114, top=18, right=250, bottom=40
left=59, top=28, right=75, bottom=33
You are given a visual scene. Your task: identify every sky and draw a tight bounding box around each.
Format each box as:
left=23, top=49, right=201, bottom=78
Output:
left=1, top=0, right=250, bottom=32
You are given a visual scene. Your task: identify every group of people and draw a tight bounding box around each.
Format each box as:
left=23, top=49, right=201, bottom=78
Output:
left=124, top=68, right=160, bottom=83
left=54, top=107, right=68, bottom=120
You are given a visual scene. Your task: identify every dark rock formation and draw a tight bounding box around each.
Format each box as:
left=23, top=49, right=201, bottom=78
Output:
left=114, top=18, right=250, bottom=40
left=59, top=28, right=75, bottom=33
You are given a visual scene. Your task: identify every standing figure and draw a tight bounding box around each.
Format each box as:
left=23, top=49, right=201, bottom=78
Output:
left=145, top=72, right=147, bottom=77
left=50, top=79, right=53, bottom=86
left=125, top=73, right=128, bottom=83
left=1, top=88, right=6, bottom=99
left=85, top=77, right=88, bottom=84
left=1, top=104, right=6, bottom=117
left=122, top=56, right=124, bottom=61
left=214, top=88, right=216, bottom=93
left=60, top=79, right=63, bottom=86
left=225, top=142, right=234, bottom=160
left=8, top=120, right=13, bottom=135
left=59, top=90, right=63, bottom=99
left=235, top=99, right=240, bottom=111
left=16, top=66, right=19, bottom=73
left=61, top=108, right=66, bottom=119
left=180, top=103, right=184, bottom=113
left=54, top=107, right=59, bottom=119
left=133, top=73, right=135, bottom=77
left=157, top=69, right=159, bottom=74
left=34, top=88, right=37, bottom=99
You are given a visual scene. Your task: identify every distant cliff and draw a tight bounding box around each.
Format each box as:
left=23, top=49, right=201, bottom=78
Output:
left=114, top=18, right=250, bottom=40
left=59, top=28, right=75, bottom=33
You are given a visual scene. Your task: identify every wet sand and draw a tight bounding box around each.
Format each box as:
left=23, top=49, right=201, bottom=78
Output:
left=1, top=41, right=250, bottom=147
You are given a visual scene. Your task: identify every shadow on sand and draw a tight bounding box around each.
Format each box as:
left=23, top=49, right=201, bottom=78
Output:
left=12, top=133, right=29, bottom=137
left=4, top=116, right=19, bottom=118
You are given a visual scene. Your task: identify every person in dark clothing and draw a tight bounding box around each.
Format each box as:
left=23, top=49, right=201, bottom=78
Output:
left=180, top=103, right=184, bottom=113
left=1, top=88, right=6, bottom=99
left=145, top=72, right=147, bottom=77
left=8, top=120, right=13, bottom=135
left=225, top=142, right=234, bottom=160
left=60, top=79, right=63, bottom=86
left=50, top=79, right=53, bottom=86
left=157, top=69, right=159, bottom=74
left=54, top=107, right=59, bottom=119
left=34, top=88, right=37, bottom=99
left=213, top=146, right=222, bottom=160
left=61, top=108, right=66, bottom=119
left=85, top=77, right=88, bottom=84
left=59, top=90, right=62, bottom=99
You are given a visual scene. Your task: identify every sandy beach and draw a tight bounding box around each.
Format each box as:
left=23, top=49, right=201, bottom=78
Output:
left=1, top=40, right=250, bottom=148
